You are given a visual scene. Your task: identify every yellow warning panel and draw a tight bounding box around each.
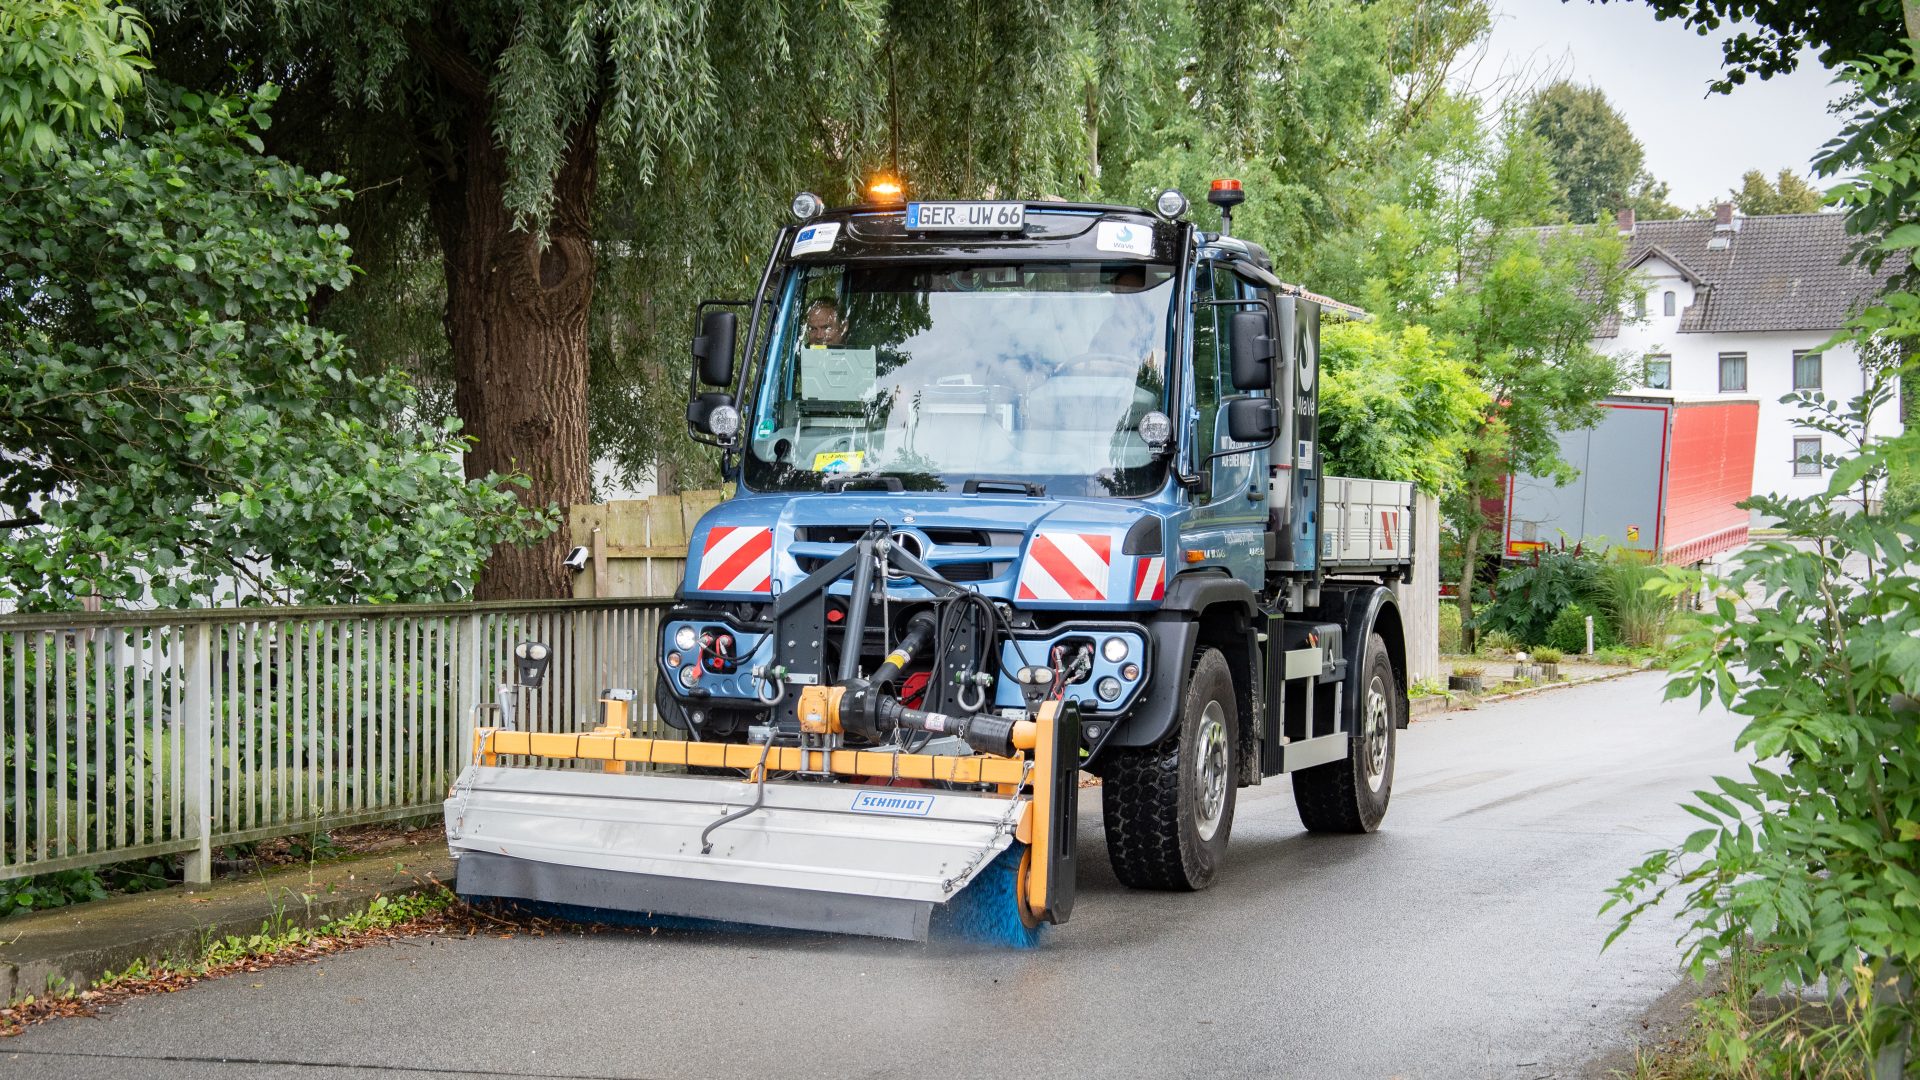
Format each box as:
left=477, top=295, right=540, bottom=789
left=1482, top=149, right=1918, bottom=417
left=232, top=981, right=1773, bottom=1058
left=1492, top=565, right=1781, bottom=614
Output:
left=1626, top=525, right=1641, bottom=542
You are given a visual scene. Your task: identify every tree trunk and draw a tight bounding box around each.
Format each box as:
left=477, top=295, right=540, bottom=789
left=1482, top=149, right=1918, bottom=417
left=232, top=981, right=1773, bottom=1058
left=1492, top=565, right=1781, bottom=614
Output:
left=1455, top=521, right=1482, bottom=654
left=426, top=101, right=598, bottom=600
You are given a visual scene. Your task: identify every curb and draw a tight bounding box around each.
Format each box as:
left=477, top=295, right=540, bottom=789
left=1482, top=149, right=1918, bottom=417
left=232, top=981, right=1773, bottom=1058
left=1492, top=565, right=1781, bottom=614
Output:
left=1418, top=665, right=1649, bottom=718
left=1, top=842, right=453, bottom=1003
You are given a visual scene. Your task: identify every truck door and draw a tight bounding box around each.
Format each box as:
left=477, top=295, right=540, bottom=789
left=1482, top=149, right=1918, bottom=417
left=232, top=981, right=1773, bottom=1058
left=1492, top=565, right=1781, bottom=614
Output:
left=1183, top=261, right=1267, bottom=582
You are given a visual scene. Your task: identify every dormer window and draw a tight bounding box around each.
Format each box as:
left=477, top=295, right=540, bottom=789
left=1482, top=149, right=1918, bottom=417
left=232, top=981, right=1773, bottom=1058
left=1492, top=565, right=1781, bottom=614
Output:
left=1663, top=291, right=1676, bottom=316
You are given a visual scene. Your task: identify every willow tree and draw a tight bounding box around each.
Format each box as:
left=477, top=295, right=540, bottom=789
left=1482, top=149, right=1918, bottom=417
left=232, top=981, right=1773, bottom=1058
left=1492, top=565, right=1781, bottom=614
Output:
left=148, top=0, right=1107, bottom=598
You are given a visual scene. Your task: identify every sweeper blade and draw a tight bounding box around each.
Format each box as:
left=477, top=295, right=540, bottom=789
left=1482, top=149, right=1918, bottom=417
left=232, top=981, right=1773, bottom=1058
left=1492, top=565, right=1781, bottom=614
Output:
left=445, top=765, right=1027, bottom=942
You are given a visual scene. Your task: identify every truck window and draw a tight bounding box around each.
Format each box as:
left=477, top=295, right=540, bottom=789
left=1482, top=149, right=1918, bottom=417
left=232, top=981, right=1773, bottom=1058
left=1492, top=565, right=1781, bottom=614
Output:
left=742, top=260, right=1176, bottom=497
left=1192, top=263, right=1252, bottom=500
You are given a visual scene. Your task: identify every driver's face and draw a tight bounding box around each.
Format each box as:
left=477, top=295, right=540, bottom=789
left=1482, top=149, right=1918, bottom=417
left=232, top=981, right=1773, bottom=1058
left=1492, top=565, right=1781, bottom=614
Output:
left=804, top=305, right=846, bottom=346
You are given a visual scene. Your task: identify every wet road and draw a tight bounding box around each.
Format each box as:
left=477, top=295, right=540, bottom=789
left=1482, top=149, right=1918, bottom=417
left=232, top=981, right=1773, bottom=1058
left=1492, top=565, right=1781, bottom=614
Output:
left=4, top=672, right=1741, bottom=1080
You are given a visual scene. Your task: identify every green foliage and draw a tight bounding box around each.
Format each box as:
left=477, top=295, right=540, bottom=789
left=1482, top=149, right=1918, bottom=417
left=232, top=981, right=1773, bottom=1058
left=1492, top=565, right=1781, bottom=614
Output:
left=1476, top=629, right=1520, bottom=655
left=0, top=80, right=552, bottom=608
left=1438, top=601, right=1463, bottom=654
left=1530, top=646, right=1563, bottom=664
left=1615, top=0, right=1905, bottom=93
left=1545, top=601, right=1613, bottom=655
left=1318, top=320, right=1486, bottom=494
left=1594, top=552, right=1674, bottom=648
left=1521, top=80, right=1676, bottom=223
left=1478, top=548, right=1602, bottom=646
left=0, top=1, right=149, bottom=161
left=0, top=868, right=107, bottom=918
left=1727, top=167, right=1825, bottom=215
left=1604, top=355, right=1920, bottom=1067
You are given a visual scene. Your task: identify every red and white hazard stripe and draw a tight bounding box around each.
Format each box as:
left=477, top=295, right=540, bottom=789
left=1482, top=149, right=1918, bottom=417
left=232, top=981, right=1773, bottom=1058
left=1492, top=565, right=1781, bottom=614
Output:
left=1017, top=532, right=1112, bottom=602
left=695, top=526, right=773, bottom=594
left=1132, top=556, right=1165, bottom=602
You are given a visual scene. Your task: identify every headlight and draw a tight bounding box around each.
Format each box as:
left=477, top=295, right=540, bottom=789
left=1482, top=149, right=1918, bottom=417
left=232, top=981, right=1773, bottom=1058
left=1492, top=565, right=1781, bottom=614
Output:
left=1096, top=677, right=1123, bottom=703
left=1154, top=189, right=1188, bottom=219
left=1138, top=410, right=1172, bottom=447
left=791, top=191, right=824, bottom=220
left=674, top=626, right=698, bottom=651
left=707, top=404, right=741, bottom=439
left=1102, top=636, right=1129, bottom=663
left=679, top=665, right=701, bottom=688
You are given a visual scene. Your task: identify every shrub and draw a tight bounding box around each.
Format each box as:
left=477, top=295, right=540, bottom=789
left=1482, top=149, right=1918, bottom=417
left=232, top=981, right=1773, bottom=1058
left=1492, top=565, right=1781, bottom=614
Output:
left=1594, top=551, right=1673, bottom=648
left=1451, top=663, right=1484, bottom=677
left=1532, top=646, right=1563, bottom=664
left=1545, top=602, right=1615, bottom=654
left=1476, top=547, right=1603, bottom=645
left=1478, top=629, right=1521, bottom=655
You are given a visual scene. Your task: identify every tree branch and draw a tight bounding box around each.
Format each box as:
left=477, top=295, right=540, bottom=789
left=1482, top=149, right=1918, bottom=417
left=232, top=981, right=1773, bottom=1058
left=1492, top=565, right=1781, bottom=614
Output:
left=0, top=514, right=44, bottom=529
left=406, top=27, right=491, bottom=103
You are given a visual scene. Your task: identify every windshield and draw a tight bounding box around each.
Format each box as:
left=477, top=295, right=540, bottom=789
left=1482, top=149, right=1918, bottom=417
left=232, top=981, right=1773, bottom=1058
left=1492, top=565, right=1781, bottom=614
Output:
left=742, top=260, right=1175, bottom=497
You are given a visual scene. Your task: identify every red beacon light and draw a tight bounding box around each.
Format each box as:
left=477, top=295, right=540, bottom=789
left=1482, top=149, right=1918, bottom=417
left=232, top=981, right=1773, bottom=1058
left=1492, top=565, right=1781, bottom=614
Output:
left=1207, top=177, right=1245, bottom=235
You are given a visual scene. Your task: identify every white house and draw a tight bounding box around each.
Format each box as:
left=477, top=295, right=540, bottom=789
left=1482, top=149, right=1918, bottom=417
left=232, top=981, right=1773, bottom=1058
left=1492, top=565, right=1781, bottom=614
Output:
left=1598, top=205, right=1901, bottom=508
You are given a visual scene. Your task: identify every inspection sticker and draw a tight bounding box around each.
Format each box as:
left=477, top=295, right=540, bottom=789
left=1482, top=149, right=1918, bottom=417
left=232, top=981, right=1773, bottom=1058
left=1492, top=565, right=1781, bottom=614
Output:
left=811, top=451, right=864, bottom=473
left=850, top=791, right=935, bottom=817
left=1095, top=221, right=1154, bottom=256
left=790, top=222, right=840, bottom=256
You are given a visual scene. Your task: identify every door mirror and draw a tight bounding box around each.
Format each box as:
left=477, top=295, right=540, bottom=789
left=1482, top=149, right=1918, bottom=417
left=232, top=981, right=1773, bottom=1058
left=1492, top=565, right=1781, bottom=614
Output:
left=1229, top=309, right=1274, bottom=392
left=692, top=310, right=738, bottom=388
left=1225, top=396, right=1278, bottom=443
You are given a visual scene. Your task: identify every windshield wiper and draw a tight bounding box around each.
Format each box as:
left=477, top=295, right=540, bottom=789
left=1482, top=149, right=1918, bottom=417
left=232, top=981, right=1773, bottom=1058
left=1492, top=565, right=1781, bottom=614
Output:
left=962, top=478, right=1047, bottom=497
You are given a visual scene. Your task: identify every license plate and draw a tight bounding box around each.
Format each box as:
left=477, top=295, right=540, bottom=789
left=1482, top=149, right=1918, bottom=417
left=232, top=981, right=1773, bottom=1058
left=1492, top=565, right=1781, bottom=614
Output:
left=905, top=202, right=1025, bottom=231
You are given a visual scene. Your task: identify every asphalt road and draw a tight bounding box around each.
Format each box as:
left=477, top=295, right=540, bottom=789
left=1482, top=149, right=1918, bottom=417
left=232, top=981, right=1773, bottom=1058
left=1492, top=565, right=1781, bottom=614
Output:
left=5, top=672, right=1743, bottom=1080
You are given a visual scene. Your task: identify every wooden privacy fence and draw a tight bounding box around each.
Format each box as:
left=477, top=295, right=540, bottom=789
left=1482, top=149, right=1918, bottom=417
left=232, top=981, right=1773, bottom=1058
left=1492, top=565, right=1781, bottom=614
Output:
left=570, top=490, right=726, bottom=599
left=0, top=599, right=673, bottom=886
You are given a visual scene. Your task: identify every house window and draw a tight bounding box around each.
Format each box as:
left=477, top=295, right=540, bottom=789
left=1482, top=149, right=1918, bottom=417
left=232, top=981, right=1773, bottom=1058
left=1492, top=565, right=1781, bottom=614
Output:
left=1634, top=292, right=1647, bottom=317
left=1793, top=349, right=1822, bottom=390
left=1663, top=291, right=1676, bottom=316
left=1718, top=352, right=1747, bottom=393
left=1793, top=436, right=1822, bottom=476
left=1644, top=355, right=1672, bottom=389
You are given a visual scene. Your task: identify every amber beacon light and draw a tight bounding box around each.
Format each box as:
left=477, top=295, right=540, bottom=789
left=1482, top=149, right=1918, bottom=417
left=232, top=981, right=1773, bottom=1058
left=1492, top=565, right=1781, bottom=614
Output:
left=868, top=177, right=905, bottom=204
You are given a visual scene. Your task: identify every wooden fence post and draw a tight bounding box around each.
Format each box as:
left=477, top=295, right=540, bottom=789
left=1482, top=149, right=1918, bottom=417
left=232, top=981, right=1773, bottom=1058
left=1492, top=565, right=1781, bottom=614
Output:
left=181, top=620, right=213, bottom=886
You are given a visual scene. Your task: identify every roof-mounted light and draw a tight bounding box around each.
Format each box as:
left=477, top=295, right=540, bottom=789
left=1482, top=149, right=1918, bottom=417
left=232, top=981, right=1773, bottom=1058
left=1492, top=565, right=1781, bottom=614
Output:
left=1154, top=188, right=1189, bottom=220
left=790, top=191, right=824, bottom=221
left=1208, top=178, right=1245, bottom=236
left=868, top=176, right=905, bottom=205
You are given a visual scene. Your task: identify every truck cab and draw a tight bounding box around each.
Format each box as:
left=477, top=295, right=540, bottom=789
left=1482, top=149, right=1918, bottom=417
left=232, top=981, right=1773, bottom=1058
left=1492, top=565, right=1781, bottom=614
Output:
left=663, top=184, right=1415, bottom=891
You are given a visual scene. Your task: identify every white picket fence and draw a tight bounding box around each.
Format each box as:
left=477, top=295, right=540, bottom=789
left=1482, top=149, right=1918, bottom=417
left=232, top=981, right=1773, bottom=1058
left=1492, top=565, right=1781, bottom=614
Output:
left=0, top=599, right=671, bottom=885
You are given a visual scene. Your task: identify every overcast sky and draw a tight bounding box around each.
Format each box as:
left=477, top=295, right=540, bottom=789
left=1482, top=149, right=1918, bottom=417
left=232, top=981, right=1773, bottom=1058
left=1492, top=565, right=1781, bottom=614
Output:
left=1482, top=1, right=1845, bottom=212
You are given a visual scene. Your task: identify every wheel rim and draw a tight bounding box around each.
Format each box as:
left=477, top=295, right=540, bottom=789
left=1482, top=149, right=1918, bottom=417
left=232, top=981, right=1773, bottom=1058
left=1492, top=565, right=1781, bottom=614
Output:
left=1363, top=673, right=1391, bottom=793
left=1194, top=701, right=1229, bottom=841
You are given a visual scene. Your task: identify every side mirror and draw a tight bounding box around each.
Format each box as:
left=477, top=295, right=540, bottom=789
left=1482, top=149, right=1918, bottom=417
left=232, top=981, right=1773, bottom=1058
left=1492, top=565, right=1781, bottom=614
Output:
left=1229, top=309, right=1275, bottom=392
left=1226, top=396, right=1278, bottom=443
left=692, top=310, right=738, bottom=388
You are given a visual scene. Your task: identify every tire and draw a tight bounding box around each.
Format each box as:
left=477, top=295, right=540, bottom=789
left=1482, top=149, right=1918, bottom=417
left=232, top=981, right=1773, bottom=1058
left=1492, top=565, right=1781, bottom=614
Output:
left=1102, top=648, right=1238, bottom=891
left=1293, top=632, right=1399, bottom=833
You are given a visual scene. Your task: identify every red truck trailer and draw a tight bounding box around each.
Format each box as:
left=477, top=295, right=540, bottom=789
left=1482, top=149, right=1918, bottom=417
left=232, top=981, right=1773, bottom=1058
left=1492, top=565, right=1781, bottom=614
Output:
left=1503, top=391, right=1759, bottom=566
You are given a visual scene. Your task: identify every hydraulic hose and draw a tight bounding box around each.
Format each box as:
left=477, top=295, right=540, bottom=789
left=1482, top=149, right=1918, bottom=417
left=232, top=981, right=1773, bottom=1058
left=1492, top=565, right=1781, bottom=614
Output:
left=870, top=611, right=938, bottom=690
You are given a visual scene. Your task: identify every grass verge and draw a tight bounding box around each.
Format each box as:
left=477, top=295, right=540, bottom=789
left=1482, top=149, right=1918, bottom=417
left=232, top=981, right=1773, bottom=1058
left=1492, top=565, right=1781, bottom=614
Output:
left=2, top=883, right=458, bottom=1037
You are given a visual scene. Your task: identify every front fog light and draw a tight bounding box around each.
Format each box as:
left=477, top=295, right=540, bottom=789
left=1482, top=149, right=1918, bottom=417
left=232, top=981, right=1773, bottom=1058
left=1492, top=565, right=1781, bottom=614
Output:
left=1096, top=677, right=1122, bottom=703
left=674, top=626, right=697, bottom=651
left=1102, top=636, right=1129, bottom=663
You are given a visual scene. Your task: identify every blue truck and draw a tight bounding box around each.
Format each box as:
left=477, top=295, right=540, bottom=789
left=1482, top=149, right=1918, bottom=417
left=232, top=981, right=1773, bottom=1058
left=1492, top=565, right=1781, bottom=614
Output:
left=445, top=181, right=1419, bottom=943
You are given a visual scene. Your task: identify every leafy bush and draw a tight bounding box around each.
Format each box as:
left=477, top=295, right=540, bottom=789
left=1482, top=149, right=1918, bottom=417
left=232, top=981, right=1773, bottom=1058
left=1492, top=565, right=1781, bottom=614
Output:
left=1531, top=646, right=1563, bottom=664
left=1594, top=552, right=1673, bottom=648
left=1545, top=602, right=1614, bottom=654
left=1605, top=346, right=1920, bottom=1068
left=1, top=868, right=107, bottom=918
left=1477, top=547, right=1602, bottom=645
left=1478, top=629, right=1521, bottom=655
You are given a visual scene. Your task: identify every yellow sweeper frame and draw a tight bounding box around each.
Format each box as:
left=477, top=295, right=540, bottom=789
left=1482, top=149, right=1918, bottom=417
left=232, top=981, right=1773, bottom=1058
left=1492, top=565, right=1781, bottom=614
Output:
left=465, top=697, right=1077, bottom=927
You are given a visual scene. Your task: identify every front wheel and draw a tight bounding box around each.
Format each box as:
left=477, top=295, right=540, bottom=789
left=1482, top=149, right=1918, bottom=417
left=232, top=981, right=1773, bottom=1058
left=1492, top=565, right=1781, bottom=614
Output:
left=1102, top=648, right=1238, bottom=891
left=1293, top=632, right=1399, bottom=833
